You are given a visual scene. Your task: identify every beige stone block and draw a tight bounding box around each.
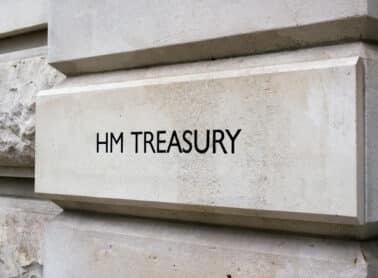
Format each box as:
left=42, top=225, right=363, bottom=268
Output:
left=48, top=0, right=378, bottom=74
left=0, top=195, right=61, bottom=278
left=37, top=57, right=362, bottom=221
left=43, top=212, right=378, bottom=278
left=0, top=0, right=47, bottom=38
left=36, top=42, right=378, bottom=237
left=0, top=48, right=65, bottom=176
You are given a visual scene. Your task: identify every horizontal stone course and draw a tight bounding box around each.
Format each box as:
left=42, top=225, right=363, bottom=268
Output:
left=44, top=212, right=378, bottom=278
left=48, top=0, right=378, bottom=74
left=0, top=0, right=47, bottom=38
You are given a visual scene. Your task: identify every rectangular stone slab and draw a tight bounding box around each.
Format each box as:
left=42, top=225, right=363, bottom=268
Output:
left=0, top=0, right=47, bottom=38
left=43, top=212, right=376, bottom=278
left=36, top=57, right=364, bottom=226
left=48, top=0, right=378, bottom=74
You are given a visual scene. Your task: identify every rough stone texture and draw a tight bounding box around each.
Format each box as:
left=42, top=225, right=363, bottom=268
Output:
left=44, top=212, right=378, bottom=278
left=0, top=53, right=65, bottom=168
left=0, top=195, right=61, bottom=278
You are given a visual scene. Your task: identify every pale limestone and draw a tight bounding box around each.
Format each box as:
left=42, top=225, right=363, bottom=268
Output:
left=36, top=46, right=372, bottom=236
left=0, top=195, right=61, bottom=278
left=0, top=0, right=47, bottom=38
left=0, top=52, right=65, bottom=169
left=43, top=212, right=378, bottom=278
left=37, top=57, right=362, bottom=220
left=55, top=42, right=375, bottom=88
left=48, top=0, right=378, bottom=74
left=40, top=43, right=378, bottom=236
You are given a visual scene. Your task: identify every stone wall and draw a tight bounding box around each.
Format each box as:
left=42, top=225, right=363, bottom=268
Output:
left=0, top=51, right=64, bottom=168
left=2, top=1, right=378, bottom=277
left=0, top=3, right=63, bottom=277
left=0, top=195, right=60, bottom=278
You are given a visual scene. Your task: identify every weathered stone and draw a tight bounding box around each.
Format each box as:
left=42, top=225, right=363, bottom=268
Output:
left=0, top=195, right=61, bottom=278
left=37, top=42, right=378, bottom=237
left=0, top=53, right=65, bottom=168
left=37, top=56, right=363, bottom=221
left=43, top=212, right=378, bottom=278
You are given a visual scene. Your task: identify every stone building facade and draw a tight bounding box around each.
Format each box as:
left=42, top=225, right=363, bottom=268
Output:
left=1, top=1, right=378, bottom=277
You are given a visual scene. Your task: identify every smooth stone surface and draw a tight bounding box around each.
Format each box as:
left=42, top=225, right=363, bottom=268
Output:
left=36, top=54, right=365, bottom=230
left=0, top=49, right=65, bottom=171
left=365, top=56, right=378, bottom=223
left=0, top=194, right=61, bottom=278
left=0, top=0, right=47, bottom=38
left=37, top=43, right=378, bottom=231
left=44, top=212, right=378, bottom=278
left=48, top=0, right=378, bottom=74
left=56, top=42, right=377, bottom=89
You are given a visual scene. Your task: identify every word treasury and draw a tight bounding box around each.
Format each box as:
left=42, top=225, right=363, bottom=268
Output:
left=96, top=129, right=242, bottom=154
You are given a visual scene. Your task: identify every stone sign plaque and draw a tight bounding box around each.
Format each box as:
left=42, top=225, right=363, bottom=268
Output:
left=36, top=57, right=364, bottom=227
